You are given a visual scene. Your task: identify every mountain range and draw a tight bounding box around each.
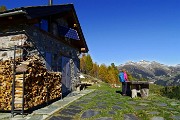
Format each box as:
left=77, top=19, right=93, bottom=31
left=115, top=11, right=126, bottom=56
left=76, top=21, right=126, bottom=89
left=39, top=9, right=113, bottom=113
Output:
left=118, top=60, right=180, bottom=86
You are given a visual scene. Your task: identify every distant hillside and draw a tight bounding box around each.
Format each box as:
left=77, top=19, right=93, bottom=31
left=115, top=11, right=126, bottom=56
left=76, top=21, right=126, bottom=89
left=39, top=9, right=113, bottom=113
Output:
left=118, top=60, right=180, bottom=86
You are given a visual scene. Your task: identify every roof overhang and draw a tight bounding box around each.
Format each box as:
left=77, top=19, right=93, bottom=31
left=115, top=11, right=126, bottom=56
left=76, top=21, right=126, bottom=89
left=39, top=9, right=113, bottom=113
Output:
left=0, top=10, right=26, bottom=17
left=0, top=4, right=89, bottom=53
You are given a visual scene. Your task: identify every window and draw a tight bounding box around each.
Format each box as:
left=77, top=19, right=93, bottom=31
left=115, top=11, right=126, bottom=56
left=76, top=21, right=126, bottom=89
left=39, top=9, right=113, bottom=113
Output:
left=40, top=19, right=48, bottom=32
left=34, top=19, right=48, bottom=32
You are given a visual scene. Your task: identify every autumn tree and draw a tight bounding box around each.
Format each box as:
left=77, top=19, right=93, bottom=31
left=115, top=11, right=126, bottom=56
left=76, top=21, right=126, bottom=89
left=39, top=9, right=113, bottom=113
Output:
left=85, top=54, right=93, bottom=74
left=110, top=63, right=119, bottom=83
left=80, top=53, right=93, bottom=75
left=90, top=62, right=99, bottom=77
left=0, top=6, right=7, bottom=12
left=98, top=64, right=108, bottom=82
left=106, top=66, right=115, bottom=83
left=80, top=53, right=86, bottom=73
left=79, top=54, right=136, bottom=84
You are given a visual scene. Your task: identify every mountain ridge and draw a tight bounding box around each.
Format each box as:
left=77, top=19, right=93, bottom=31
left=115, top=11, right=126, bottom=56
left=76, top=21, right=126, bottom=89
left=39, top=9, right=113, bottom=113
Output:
left=118, top=60, right=180, bottom=86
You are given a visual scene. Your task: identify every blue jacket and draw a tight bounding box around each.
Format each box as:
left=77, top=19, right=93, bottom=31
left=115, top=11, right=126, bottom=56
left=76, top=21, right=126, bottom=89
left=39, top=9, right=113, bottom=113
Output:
left=119, top=72, right=125, bottom=82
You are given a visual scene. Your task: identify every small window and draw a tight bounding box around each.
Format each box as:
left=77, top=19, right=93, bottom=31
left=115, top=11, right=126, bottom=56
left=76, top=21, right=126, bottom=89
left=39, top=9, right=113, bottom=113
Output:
left=41, top=19, right=48, bottom=32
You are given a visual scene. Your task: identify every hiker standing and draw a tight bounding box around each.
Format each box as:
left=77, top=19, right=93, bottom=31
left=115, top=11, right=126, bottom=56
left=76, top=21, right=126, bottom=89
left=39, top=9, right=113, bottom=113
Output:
left=118, top=70, right=128, bottom=96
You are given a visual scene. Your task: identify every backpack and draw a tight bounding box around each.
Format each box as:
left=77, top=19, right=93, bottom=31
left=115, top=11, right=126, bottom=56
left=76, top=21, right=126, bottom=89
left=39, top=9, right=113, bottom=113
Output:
left=119, top=72, right=125, bottom=82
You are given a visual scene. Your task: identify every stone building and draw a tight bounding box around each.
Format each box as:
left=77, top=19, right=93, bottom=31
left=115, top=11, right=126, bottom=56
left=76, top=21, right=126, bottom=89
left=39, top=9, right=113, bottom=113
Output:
left=0, top=4, right=88, bottom=97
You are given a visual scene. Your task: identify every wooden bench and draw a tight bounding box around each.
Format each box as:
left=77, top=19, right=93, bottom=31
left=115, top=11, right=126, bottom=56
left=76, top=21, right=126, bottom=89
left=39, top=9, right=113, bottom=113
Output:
left=127, top=81, right=150, bottom=98
left=76, top=83, right=87, bottom=91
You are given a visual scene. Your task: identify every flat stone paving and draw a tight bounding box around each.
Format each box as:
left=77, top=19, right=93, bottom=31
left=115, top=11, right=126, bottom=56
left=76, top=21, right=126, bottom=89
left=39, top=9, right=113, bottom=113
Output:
left=0, top=89, right=94, bottom=120
left=124, top=114, right=139, bottom=120
left=81, top=109, right=101, bottom=119
left=1, top=88, right=180, bottom=120
left=46, top=89, right=180, bottom=120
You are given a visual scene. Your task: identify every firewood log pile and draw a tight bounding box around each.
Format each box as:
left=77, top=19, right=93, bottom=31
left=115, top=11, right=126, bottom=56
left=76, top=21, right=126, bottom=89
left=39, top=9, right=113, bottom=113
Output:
left=0, top=55, right=62, bottom=111
left=0, top=60, right=13, bottom=110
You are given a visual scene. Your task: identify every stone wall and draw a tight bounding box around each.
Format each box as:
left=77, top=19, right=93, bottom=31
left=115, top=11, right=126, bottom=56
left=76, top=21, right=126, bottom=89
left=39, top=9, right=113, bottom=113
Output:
left=0, top=24, right=80, bottom=94
left=25, top=25, right=80, bottom=72
left=0, top=34, right=27, bottom=60
left=25, top=25, right=80, bottom=92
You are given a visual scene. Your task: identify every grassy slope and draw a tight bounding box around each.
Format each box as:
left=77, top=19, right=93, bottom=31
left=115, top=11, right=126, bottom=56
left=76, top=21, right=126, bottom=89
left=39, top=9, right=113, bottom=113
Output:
left=51, top=82, right=180, bottom=120
left=82, top=83, right=180, bottom=120
left=49, top=73, right=180, bottom=120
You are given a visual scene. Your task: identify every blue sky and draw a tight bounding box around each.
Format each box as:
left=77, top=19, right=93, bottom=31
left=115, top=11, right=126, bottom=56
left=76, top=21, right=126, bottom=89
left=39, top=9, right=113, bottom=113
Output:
left=0, top=0, right=180, bottom=66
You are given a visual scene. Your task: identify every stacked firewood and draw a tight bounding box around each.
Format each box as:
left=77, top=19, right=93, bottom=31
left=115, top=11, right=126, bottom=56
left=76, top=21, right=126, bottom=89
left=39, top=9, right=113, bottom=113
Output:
left=0, top=55, right=62, bottom=111
left=24, top=71, right=61, bottom=109
left=19, top=56, right=62, bottom=110
left=0, top=60, right=13, bottom=110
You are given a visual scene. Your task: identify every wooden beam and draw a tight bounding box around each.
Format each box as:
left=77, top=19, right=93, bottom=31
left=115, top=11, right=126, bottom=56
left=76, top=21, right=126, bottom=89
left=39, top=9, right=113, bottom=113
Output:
left=81, top=48, right=86, bottom=52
